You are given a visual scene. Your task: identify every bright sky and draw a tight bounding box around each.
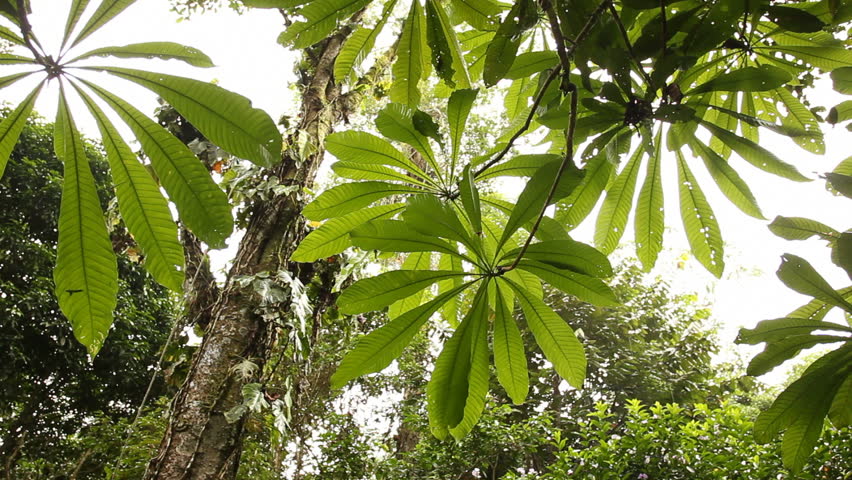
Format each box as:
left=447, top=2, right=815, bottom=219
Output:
left=3, top=1, right=850, bottom=382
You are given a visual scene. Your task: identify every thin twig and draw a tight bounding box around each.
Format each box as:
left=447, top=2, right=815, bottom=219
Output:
left=503, top=87, right=579, bottom=272
left=473, top=66, right=561, bottom=178
left=608, top=3, right=654, bottom=87
left=108, top=318, right=182, bottom=480
left=15, top=0, right=43, bottom=61
left=542, top=0, right=571, bottom=74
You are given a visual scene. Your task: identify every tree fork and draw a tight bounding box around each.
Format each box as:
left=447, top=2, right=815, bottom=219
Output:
left=144, top=16, right=361, bottom=480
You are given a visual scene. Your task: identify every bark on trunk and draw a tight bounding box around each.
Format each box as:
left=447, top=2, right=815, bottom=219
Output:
left=144, top=19, right=358, bottom=480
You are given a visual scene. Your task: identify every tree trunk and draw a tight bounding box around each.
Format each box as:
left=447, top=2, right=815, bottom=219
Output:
left=144, top=18, right=358, bottom=479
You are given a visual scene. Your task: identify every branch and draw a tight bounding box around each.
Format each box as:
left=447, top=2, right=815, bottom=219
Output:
left=503, top=86, right=579, bottom=272
left=608, top=3, right=655, bottom=88
left=15, top=0, right=43, bottom=62
left=473, top=66, right=561, bottom=178
left=541, top=0, right=572, bottom=75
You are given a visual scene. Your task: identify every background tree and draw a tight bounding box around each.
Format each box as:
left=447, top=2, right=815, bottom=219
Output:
left=0, top=112, right=178, bottom=479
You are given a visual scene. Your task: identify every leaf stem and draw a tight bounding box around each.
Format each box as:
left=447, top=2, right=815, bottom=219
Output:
left=15, top=0, right=44, bottom=62
left=502, top=86, right=579, bottom=273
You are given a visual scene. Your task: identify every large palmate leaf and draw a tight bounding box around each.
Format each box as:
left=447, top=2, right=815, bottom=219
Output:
left=80, top=80, right=233, bottom=248
left=92, top=67, right=282, bottom=167
left=53, top=88, right=119, bottom=357
left=74, top=84, right=184, bottom=292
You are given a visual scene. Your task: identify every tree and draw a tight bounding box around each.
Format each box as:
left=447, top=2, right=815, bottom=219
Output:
left=0, top=0, right=850, bottom=477
left=0, top=112, right=177, bottom=478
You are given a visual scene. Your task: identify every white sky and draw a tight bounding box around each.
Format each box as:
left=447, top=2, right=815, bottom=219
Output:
left=3, top=1, right=850, bottom=382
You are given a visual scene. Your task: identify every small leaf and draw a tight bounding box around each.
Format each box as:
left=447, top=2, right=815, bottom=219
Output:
left=492, top=281, right=528, bottom=404
left=778, top=254, right=852, bottom=312
left=292, top=203, right=404, bottom=262
left=95, top=67, right=282, bottom=168
left=428, top=283, right=490, bottom=439
left=737, top=318, right=852, bottom=345
left=70, top=0, right=136, bottom=48
left=302, top=181, right=421, bottom=221
left=595, top=147, right=643, bottom=255
left=516, top=259, right=619, bottom=306
left=447, top=89, right=478, bottom=169
left=687, top=65, right=791, bottom=95
left=676, top=149, right=724, bottom=278
left=70, top=42, right=215, bottom=67
left=505, top=277, right=586, bottom=388
left=390, top=0, right=427, bottom=106
left=768, top=216, right=839, bottom=241
left=332, top=281, right=476, bottom=389
left=338, top=269, right=467, bottom=315
left=0, top=81, right=43, bottom=181
left=831, top=67, right=852, bottom=94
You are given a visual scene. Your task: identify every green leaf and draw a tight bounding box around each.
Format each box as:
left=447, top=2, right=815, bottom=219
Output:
left=701, top=121, right=809, bottom=182
left=74, top=85, right=184, bottom=292
left=556, top=153, right=615, bottom=231
left=339, top=269, right=467, bottom=315
left=0, top=53, right=38, bottom=65
left=782, top=407, right=828, bottom=472
left=756, top=45, right=852, bottom=71
left=502, top=239, right=612, bottom=278
left=749, top=334, right=850, bottom=376
left=828, top=374, right=852, bottom=427
left=404, top=195, right=481, bottom=258
left=53, top=87, right=119, bottom=358
left=458, top=166, right=482, bottom=234
left=737, top=317, right=852, bottom=345
left=477, top=154, right=561, bottom=180
left=81, top=80, right=233, bottom=248
left=302, top=181, right=421, bottom=221
left=483, top=0, right=535, bottom=86
left=438, top=253, right=464, bottom=326
left=351, top=220, right=468, bottom=260
left=828, top=100, right=852, bottom=125
left=388, top=252, right=433, bottom=319
left=826, top=172, right=852, bottom=198
left=69, top=42, right=215, bottom=67
left=687, top=65, right=792, bottom=95
left=424, top=0, right=455, bottom=86
left=428, top=283, right=490, bottom=439
left=70, top=0, right=136, bottom=48
left=0, top=72, right=33, bottom=91
left=700, top=102, right=814, bottom=139
left=95, top=67, right=282, bottom=168
left=691, top=139, right=765, bottom=219
left=375, top=104, right=441, bottom=179
left=492, top=281, right=528, bottom=404
left=390, top=0, right=427, bottom=106
left=766, top=5, right=826, bottom=32
left=778, top=254, right=852, bottom=312
left=516, top=259, right=618, bottom=306
left=450, top=0, right=502, bottom=30
left=768, top=216, right=838, bottom=241
left=0, top=81, right=42, bottom=181
left=326, top=130, right=431, bottom=180
left=501, top=160, right=583, bottom=249
left=676, top=149, right=724, bottom=278
left=0, top=25, right=24, bottom=45
left=505, top=51, right=559, bottom=80
left=635, top=129, right=664, bottom=271
left=334, top=0, right=397, bottom=81
left=62, top=0, right=90, bottom=48
left=332, top=161, right=430, bottom=185
left=412, top=110, right=443, bottom=147
left=773, top=87, right=825, bottom=154
left=831, top=67, right=852, bottom=94
left=505, top=277, right=586, bottom=388
left=278, top=0, right=371, bottom=48
left=754, top=345, right=851, bottom=450
left=331, top=280, right=476, bottom=389
left=292, top=203, right=403, bottom=262
left=447, top=89, right=478, bottom=169
left=595, top=147, right=643, bottom=255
